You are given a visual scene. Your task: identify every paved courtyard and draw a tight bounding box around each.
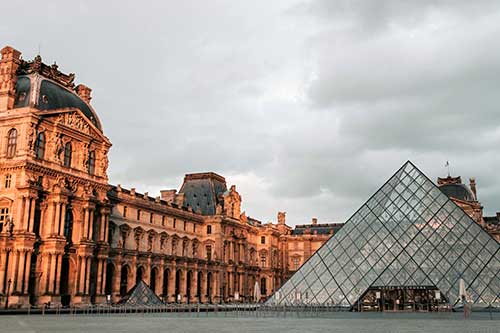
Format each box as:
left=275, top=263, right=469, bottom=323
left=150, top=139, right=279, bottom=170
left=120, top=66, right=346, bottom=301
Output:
left=1, top=312, right=499, bottom=333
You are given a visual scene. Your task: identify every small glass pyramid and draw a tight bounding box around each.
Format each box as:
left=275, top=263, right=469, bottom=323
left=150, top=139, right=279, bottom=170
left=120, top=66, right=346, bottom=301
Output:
left=268, top=161, right=500, bottom=309
left=118, top=280, right=163, bottom=306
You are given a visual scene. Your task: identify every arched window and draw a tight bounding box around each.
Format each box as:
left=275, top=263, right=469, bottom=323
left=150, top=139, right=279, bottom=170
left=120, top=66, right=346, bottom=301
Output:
left=88, top=150, right=95, bottom=174
left=260, top=277, right=267, bottom=296
left=34, top=132, right=46, bottom=159
left=63, top=142, right=72, bottom=167
left=6, top=128, right=17, bottom=157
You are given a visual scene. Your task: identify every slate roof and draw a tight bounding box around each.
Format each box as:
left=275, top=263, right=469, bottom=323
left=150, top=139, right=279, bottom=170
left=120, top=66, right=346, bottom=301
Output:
left=179, top=172, right=227, bottom=215
left=14, top=75, right=101, bottom=129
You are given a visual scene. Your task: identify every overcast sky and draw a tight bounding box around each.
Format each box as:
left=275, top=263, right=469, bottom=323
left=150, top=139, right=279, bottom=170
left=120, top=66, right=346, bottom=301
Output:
left=2, top=0, right=500, bottom=225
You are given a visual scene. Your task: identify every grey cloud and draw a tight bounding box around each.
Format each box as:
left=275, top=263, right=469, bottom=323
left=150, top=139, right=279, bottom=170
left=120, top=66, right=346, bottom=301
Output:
left=2, top=0, right=500, bottom=225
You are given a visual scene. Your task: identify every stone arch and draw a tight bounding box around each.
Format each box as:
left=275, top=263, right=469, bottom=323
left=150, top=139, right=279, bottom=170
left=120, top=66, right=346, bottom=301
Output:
left=260, top=276, right=267, bottom=296
left=136, top=265, right=145, bottom=284
left=162, top=267, right=170, bottom=298
left=150, top=266, right=159, bottom=294
left=186, top=270, right=193, bottom=303
left=175, top=269, right=182, bottom=302
left=197, top=271, right=203, bottom=301
left=104, top=262, right=115, bottom=296
left=206, top=271, right=213, bottom=303
left=120, top=264, right=131, bottom=296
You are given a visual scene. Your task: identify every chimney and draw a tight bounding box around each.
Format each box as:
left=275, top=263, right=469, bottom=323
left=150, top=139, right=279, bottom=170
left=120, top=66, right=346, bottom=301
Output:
left=312, top=218, right=318, bottom=225
left=160, top=189, right=177, bottom=203
left=469, top=178, right=477, bottom=200
left=174, top=192, right=184, bottom=207
left=76, top=84, right=92, bottom=103
left=0, top=46, right=22, bottom=111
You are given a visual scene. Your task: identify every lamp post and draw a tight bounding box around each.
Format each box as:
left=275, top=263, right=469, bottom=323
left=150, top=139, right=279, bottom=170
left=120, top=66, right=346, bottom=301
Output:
left=5, top=279, right=12, bottom=309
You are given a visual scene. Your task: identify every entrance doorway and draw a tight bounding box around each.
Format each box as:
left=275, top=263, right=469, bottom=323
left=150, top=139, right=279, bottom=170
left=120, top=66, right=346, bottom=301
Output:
left=356, top=287, right=448, bottom=312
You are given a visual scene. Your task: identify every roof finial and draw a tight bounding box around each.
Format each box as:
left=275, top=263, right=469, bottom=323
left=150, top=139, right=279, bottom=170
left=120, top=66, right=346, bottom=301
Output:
left=445, top=161, right=450, bottom=177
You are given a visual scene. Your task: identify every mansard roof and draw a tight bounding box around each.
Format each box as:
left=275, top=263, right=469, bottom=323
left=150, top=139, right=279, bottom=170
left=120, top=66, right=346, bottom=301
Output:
left=13, top=54, right=101, bottom=130
left=179, top=172, right=227, bottom=215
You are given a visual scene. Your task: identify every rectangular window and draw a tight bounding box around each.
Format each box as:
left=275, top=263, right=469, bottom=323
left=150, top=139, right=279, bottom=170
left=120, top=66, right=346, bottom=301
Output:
left=206, top=245, right=212, bottom=261
left=150, top=213, right=153, bottom=223
left=292, top=257, right=300, bottom=270
left=137, top=209, right=141, bottom=221
left=0, top=207, right=9, bottom=233
left=183, top=221, right=187, bottom=231
left=207, top=225, right=212, bottom=234
left=261, top=236, right=265, bottom=244
left=123, top=206, right=127, bottom=218
left=173, top=218, right=176, bottom=229
left=162, top=216, right=165, bottom=226
left=4, top=174, right=12, bottom=189
left=260, top=254, right=266, bottom=268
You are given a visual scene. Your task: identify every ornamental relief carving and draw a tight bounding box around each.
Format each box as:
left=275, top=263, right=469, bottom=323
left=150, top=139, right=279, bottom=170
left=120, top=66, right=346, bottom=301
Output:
left=56, top=112, right=91, bottom=134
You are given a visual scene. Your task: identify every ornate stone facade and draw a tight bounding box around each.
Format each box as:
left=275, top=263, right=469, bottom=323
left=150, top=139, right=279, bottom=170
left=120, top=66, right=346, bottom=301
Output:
left=0, top=46, right=344, bottom=308
left=1, top=46, right=498, bottom=309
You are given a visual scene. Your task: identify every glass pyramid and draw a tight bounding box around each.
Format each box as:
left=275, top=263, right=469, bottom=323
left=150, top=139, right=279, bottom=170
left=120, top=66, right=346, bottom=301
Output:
left=118, top=280, right=163, bottom=306
left=268, top=161, right=500, bottom=309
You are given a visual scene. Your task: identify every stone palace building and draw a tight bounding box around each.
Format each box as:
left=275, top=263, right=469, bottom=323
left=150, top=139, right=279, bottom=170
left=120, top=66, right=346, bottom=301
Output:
left=0, top=46, right=498, bottom=309
left=0, top=46, right=339, bottom=308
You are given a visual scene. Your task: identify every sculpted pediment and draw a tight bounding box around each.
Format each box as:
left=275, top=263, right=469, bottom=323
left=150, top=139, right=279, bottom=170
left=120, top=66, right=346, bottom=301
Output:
left=41, top=109, right=110, bottom=144
left=56, top=111, right=91, bottom=134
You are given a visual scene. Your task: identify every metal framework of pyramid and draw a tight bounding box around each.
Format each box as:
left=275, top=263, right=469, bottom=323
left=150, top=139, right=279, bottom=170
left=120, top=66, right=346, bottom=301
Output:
left=268, top=162, right=500, bottom=308
left=118, top=280, right=163, bottom=306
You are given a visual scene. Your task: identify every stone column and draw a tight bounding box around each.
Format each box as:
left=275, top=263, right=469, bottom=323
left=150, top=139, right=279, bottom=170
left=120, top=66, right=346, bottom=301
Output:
left=190, top=269, right=198, bottom=303
left=17, top=196, right=27, bottom=231
left=28, top=198, right=36, bottom=233
left=54, top=254, right=62, bottom=294
left=22, top=251, right=32, bottom=294
left=38, top=254, right=49, bottom=294
left=200, top=271, right=207, bottom=303
left=7, top=250, right=20, bottom=293
left=0, top=249, right=9, bottom=294
left=47, top=253, right=57, bottom=293
left=78, top=256, right=86, bottom=294
left=82, top=208, right=88, bottom=240
left=58, top=204, right=67, bottom=236
left=179, top=268, right=186, bottom=303
left=113, top=261, right=122, bottom=301
left=168, top=263, right=176, bottom=302
left=54, top=203, right=61, bottom=236
left=96, top=258, right=104, bottom=295
left=85, top=257, right=91, bottom=294
left=87, top=208, right=94, bottom=240
left=14, top=250, right=27, bottom=293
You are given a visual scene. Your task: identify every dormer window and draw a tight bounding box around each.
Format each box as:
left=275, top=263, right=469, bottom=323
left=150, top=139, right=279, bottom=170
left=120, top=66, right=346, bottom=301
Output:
left=18, top=92, right=26, bottom=102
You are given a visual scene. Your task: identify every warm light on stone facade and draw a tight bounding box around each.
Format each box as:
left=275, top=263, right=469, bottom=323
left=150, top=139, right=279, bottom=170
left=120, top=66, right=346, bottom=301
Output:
left=0, top=46, right=498, bottom=309
left=0, top=46, right=343, bottom=308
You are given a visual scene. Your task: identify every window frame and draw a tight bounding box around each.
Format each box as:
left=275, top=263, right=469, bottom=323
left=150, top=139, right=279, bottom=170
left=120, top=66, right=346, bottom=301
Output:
left=6, top=128, right=17, bottom=158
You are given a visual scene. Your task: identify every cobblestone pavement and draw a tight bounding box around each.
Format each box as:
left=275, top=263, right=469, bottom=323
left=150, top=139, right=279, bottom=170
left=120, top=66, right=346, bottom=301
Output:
left=1, top=312, right=499, bottom=333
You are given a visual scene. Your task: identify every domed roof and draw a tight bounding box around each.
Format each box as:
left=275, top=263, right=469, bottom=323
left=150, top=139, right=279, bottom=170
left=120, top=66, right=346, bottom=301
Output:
left=13, top=74, right=101, bottom=130
left=439, top=183, right=475, bottom=202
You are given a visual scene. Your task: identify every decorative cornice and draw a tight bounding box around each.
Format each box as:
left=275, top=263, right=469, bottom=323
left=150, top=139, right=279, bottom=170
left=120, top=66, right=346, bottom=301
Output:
left=16, top=55, right=76, bottom=89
